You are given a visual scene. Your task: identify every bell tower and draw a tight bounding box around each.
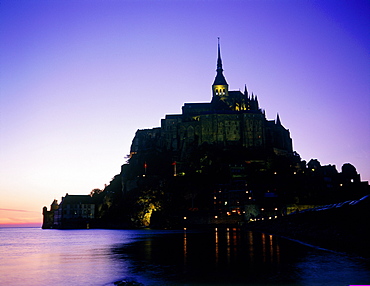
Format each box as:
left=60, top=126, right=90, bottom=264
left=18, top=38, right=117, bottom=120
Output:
left=212, top=38, right=229, bottom=101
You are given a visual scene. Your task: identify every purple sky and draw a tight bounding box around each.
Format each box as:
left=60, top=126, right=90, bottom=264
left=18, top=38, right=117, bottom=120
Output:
left=1, top=0, right=369, bottom=225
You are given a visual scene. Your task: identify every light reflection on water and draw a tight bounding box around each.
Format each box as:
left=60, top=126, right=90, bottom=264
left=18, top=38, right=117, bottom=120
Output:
left=0, top=227, right=369, bottom=286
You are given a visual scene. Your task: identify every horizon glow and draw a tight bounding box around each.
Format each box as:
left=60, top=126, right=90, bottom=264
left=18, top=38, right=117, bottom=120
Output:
left=1, top=0, right=369, bottom=225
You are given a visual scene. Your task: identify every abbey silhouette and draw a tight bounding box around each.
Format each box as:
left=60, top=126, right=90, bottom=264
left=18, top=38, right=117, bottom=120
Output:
left=43, top=41, right=369, bottom=229
left=130, top=39, right=292, bottom=163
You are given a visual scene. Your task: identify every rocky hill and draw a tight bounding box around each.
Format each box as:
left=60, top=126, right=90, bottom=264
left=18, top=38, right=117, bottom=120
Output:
left=245, top=195, right=370, bottom=258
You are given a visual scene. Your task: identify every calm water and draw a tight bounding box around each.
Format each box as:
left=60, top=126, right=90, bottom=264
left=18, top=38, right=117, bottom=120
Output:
left=0, top=227, right=369, bottom=286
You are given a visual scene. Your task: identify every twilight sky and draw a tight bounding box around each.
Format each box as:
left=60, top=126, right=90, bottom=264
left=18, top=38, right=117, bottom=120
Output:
left=1, top=0, right=369, bottom=226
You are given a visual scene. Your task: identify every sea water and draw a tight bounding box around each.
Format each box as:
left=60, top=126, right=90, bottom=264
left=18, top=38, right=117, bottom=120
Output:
left=0, top=227, right=369, bottom=285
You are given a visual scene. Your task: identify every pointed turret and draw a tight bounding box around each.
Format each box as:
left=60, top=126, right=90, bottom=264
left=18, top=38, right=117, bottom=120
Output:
left=212, top=38, right=229, bottom=100
left=276, top=113, right=282, bottom=126
left=244, top=85, right=249, bottom=98
left=255, top=95, right=259, bottom=110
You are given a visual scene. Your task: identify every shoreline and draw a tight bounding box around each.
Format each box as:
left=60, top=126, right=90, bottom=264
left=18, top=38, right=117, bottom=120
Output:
left=243, top=199, right=370, bottom=258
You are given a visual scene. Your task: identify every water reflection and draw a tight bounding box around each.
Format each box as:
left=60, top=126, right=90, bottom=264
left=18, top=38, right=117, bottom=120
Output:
left=2, top=228, right=369, bottom=285
left=111, top=228, right=370, bottom=285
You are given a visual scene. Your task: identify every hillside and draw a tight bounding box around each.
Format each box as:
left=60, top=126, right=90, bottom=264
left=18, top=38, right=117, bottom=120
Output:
left=245, top=195, right=370, bottom=257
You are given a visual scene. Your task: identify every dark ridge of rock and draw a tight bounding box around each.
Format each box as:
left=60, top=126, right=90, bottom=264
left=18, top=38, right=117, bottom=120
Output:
left=245, top=195, right=370, bottom=257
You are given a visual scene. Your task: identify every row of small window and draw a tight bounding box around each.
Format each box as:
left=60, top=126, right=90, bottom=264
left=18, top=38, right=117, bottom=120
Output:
left=215, top=89, right=226, bottom=95
left=64, top=210, right=93, bottom=215
left=66, top=204, right=92, bottom=209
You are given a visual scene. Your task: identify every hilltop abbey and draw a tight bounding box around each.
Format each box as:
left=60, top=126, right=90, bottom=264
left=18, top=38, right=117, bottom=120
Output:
left=43, top=42, right=369, bottom=229
left=130, top=41, right=292, bottom=164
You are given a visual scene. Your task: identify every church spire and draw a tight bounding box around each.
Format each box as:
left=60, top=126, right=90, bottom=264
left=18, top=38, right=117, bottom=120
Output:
left=212, top=38, right=230, bottom=109
left=213, top=38, right=228, bottom=86
left=217, top=37, right=223, bottom=73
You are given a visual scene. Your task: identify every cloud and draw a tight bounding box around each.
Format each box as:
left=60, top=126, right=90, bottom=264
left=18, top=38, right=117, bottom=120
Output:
left=0, top=208, right=39, bottom=213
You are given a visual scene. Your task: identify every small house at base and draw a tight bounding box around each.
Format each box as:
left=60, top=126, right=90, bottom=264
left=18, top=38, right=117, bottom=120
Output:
left=43, top=194, right=95, bottom=229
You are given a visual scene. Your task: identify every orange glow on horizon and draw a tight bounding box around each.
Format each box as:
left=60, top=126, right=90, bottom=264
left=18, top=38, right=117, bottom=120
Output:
left=0, top=209, right=42, bottom=228
left=0, top=222, right=41, bottom=228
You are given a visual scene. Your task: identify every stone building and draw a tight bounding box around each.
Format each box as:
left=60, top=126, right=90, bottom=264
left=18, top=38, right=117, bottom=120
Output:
left=43, top=194, right=95, bottom=229
left=42, top=199, right=59, bottom=229
left=130, top=41, right=293, bottom=163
